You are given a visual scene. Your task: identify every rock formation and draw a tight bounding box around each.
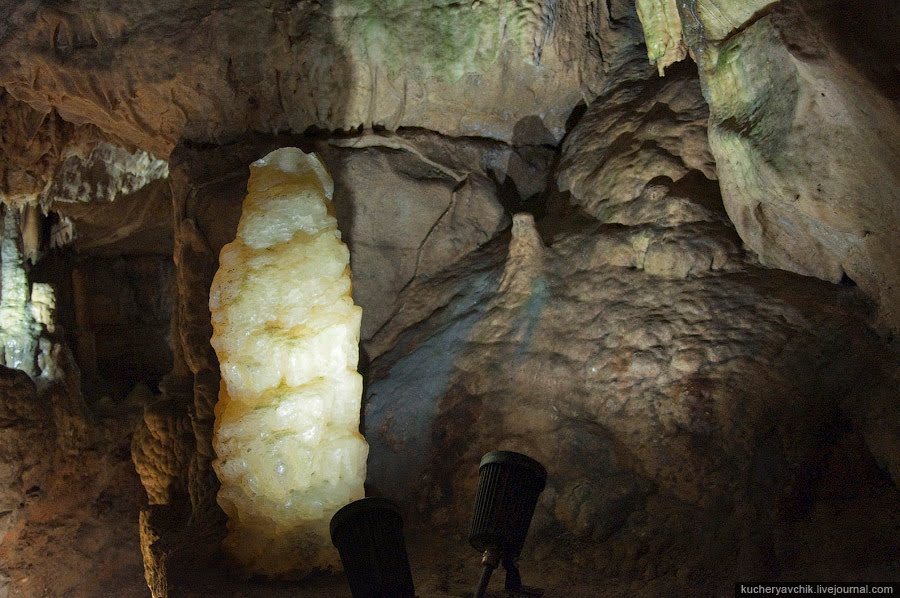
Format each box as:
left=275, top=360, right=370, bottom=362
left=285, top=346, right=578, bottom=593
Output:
left=0, top=1, right=896, bottom=596
left=636, top=0, right=900, bottom=333
left=209, top=148, right=368, bottom=577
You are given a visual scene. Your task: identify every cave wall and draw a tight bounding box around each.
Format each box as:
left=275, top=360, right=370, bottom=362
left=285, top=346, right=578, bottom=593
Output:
left=363, top=64, right=899, bottom=590
left=0, top=0, right=897, bottom=596
left=637, top=0, right=900, bottom=333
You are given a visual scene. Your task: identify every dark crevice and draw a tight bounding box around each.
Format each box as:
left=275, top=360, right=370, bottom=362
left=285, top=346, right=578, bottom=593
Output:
left=839, top=272, right=857, bottom=287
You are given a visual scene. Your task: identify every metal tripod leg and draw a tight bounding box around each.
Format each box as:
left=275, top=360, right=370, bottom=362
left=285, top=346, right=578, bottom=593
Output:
left=502, top=554, right=544, bottom=597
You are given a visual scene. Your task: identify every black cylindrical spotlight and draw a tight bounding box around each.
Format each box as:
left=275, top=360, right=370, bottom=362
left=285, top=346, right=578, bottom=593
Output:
left=469, top=450, right=547, bottom=597
left=330, top=497, right=416, bottom=598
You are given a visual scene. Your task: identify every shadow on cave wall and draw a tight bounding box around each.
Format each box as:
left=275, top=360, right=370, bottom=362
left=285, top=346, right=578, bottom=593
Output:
left=802, top=0, right=900, bottom=101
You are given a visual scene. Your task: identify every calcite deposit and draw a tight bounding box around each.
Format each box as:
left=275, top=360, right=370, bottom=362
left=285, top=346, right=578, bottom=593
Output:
left=634, top=0, right=686, bottom=75
left=208, top=148, right=367, bottom=577
left=0, top=207, right=64, bottom=382
left=0, top=1, right=897, bottom=597
left=635, top=0, right=900, bottom=333
left=0, top=0, right=644, bottom=154
left=0, top=209, right=38, bottom=376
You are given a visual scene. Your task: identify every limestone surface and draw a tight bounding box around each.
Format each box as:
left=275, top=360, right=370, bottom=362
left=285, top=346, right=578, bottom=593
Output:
left=701, top=11, right=900, bottom=333
left=41, top=142, right=168, bottom=207
left=634, top=0, right=686, bottom=75
left=0, top=0, right=642, bottom=155
left=0, top=93, right=102, bottom=207
left=322, top=133, right=520, bottom=338
left=0, top=342, right=145, bottom=598
left=0, top=366, right=51, bottom=530
left=364, top=187, right=895, bottom=593
left=0, top=209, right=38, bottom=376
left=634, top=0, right=900, bottom=333
left=0, top=2, right=895, bottom=595
left=558, top=57, right=716, bottom=219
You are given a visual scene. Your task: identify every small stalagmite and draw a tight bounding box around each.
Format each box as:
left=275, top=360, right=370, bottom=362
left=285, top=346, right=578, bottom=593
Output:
left=209, top=148, right=368, bottom=577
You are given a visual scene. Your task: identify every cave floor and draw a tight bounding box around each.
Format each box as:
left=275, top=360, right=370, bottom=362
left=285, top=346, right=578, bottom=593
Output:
left=162, top=517, right=900, bottom=598
left=165, top=534, right=614, bottom=598
left=0, top=398, right=148, bottom=598
left=2, top=390, right=896, bottom=598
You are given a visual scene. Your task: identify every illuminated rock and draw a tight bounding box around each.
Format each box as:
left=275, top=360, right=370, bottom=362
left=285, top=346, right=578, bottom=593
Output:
left=0, top=208, right=38, bottom=377
left=634, top=0, right=686, bottom=75
left=209, top=148, right=367, bottom=577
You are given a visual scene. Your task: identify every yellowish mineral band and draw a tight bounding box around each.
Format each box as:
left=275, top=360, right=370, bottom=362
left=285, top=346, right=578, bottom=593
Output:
left=209, top=148, right=368, bottom=577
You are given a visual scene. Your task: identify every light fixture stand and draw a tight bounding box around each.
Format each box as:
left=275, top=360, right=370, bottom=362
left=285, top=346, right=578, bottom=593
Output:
left=469, top=451, right=547, bottom=598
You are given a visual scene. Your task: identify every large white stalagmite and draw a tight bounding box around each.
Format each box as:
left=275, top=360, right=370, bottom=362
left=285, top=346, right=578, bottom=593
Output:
left=209, top=148, right=368, bottom=577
